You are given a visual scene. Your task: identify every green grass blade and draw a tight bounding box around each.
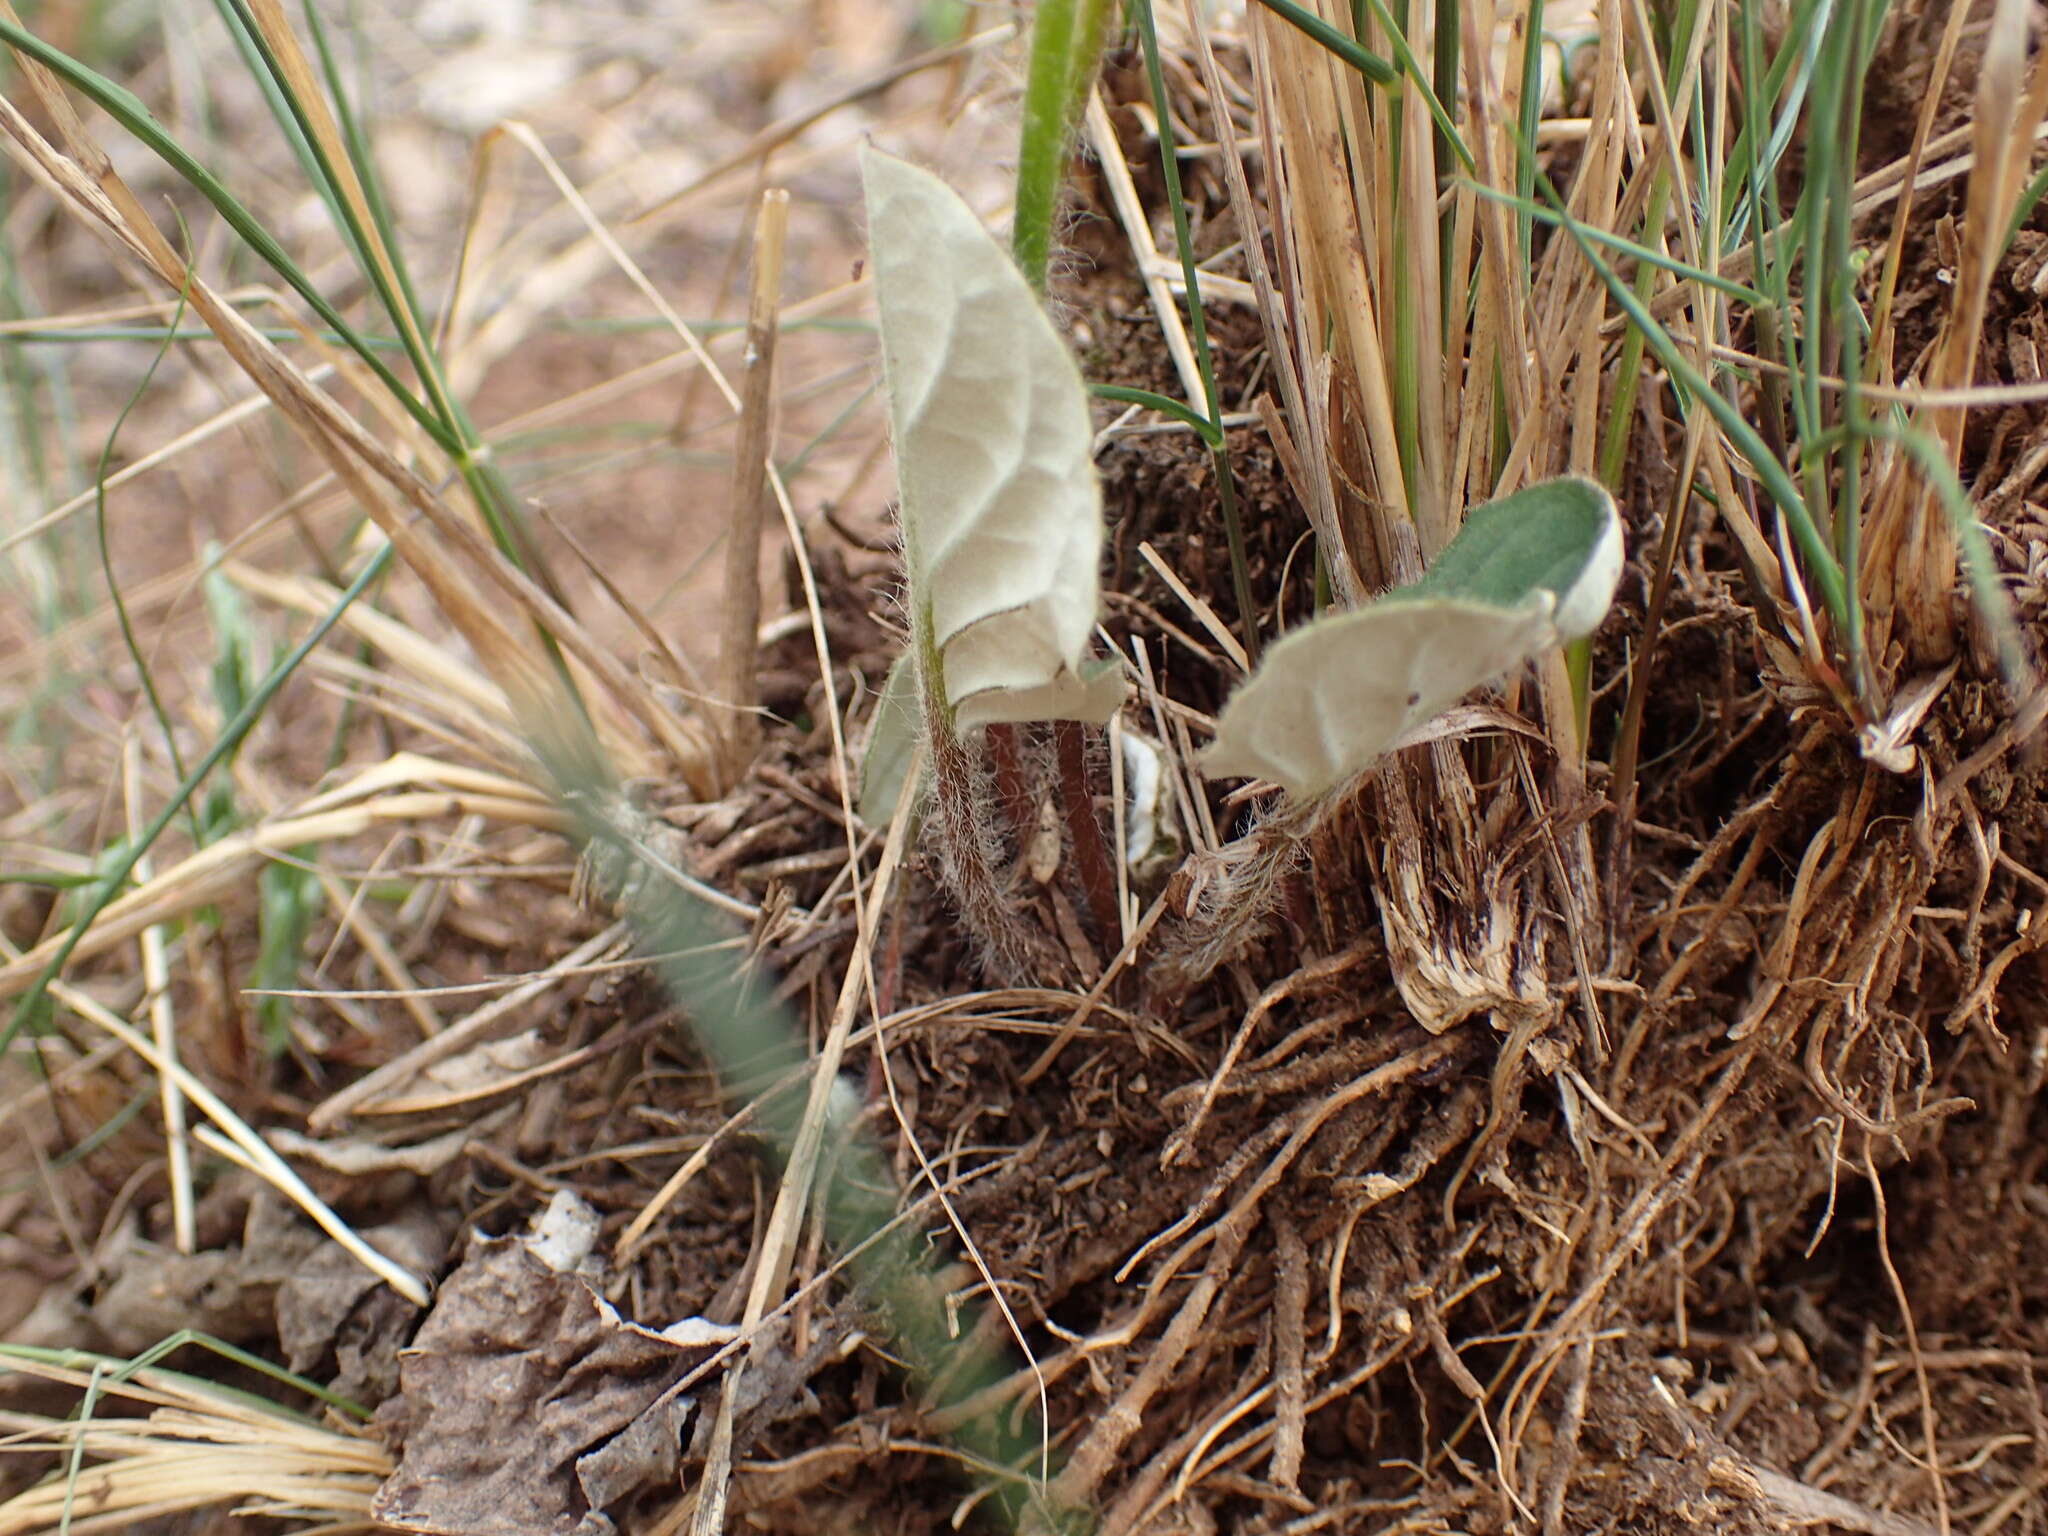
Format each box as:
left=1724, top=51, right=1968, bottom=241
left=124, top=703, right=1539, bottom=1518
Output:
left=1514, top=0, right=1546, bottom=268
left=1533, top=174, right=1851, bottom=631
left=2003, top=157, right=2048, bottom=258
left=1248, top=0, right=1396, bottom=85
left=207, top=0, right=352, bottom=253
left=5, top=542, right=396, bottom=1057
left=1091, top=383, right=1224, bottom=446
left=3, top=323, right=404, bottom=345
left=200, top=7, right=578, bottom=682
left=1351, top=0, right=1474, bottom=171
left=1720, top=0, right=1828, bottom=245
left=1592, top=0, right=1700, bottom=495
left=1463, top=183, right=1768, bottom=305
left=95, top=261, right=197, bottom=826
left=0, top=19, right=450, bottom=451
left=212, top=0, right=512, bottom=564
left=296, top=0, right=430, bottom=326
left=0, top=1334, right=369, bottom=1420
left=11, top=5, right=558, bottom=627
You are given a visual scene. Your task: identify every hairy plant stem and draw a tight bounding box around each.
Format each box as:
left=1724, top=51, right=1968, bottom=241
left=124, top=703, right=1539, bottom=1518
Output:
left=1006, top=0, right=1123, bottom=966
left=1054, top=719, right=1120, bottom=938
left=917, top=608, right=1064, bottom=983
left=1013, top=0, right=1109, bottom=293
left=930, top=719, right=1061, bottom=984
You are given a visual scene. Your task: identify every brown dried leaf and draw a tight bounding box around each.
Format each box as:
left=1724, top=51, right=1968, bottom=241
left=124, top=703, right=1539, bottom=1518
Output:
left=278, top=1209, right=448, bottom=1404
left=374, top=1195, right=735, bottom=1536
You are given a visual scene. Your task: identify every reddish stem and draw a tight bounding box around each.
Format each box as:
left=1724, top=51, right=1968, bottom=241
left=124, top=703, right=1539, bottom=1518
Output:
left=986, top=721, right=1038, bottom=853
left=1054, top=719, right=1120, bottom=939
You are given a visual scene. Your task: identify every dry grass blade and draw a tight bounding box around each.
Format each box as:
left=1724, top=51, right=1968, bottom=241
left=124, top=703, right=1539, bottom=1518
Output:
left=119, top=733, right=195, bottom=1257
left=0, top=27, right=710, bottom=789
left=26, top=970, right=430, bottom=1302
left=1864, top=0, right=2048, bottom=666
left=0, top=774, right=565, bottom=1001
left=1083, top=94, right=1204, bottom=404
left=309, top=921, right=631, bottom=1130
left=0, top=1351, right=389, bottom=1536
left=222, top=562, right=523, bottom=742
left=1184, top=0, right=1354, bottom=601
left=1250, top=0, right=1411, bottom=580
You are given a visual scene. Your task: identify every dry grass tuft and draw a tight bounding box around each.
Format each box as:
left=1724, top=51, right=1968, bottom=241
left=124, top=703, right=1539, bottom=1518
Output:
left=0, top=1347, right=388, bottom=1535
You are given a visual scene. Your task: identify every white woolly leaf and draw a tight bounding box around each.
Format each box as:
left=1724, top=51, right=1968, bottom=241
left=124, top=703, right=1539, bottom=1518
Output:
left=953, top=653, right=1125, bottom=731
left=1203, top=477, right=1623, bottom=797
left=861, top=144, right=1124, bottom=731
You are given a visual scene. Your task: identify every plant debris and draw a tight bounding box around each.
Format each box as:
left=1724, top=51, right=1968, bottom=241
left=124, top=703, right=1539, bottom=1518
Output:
left=374, top=1193, right=737, bottom=1536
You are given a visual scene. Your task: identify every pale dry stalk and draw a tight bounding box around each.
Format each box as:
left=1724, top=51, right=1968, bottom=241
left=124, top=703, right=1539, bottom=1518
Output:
left=1184, top=0, right=1356, bottom=598
left=715, top=188, right=791, bottom=783
left=1250, top=0, right=1412, bottom=579
left=1864, top=0, right=2048, bottom=665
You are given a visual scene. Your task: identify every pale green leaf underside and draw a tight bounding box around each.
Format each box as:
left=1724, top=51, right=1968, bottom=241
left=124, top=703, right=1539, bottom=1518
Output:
left=858, top=649, right=924, bottom=827
left=861, top=145, right=1123, bottom=728
left=1203, top=599, right=1558, bottom=795
left=953, top=653, right=1126, bottom=730
left=1203, top=476, right=1624, bottom=797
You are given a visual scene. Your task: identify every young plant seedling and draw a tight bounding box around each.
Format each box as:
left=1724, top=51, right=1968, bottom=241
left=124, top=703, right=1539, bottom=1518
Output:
left=1203, top=477, right=1624, bottom=798
left=861, top=145, right=1125, bottom=980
